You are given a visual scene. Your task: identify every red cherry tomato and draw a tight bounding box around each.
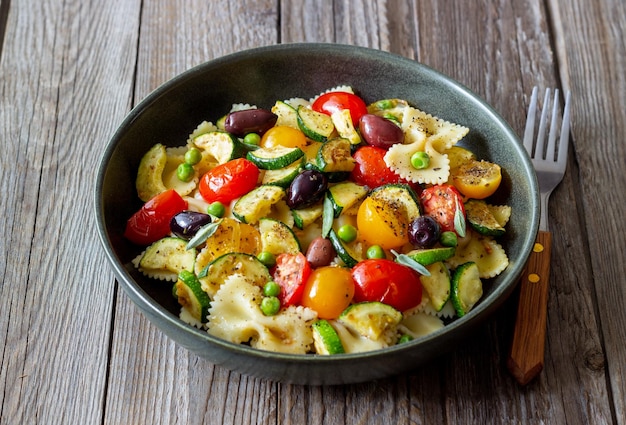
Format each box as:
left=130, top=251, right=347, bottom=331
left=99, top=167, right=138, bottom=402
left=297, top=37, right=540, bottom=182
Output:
left=312, top=91, right=368, bottom=126
left=198, top=158, right=259, bottom=204
left=419, top=184, right=466, bottom=233
left=272, top=252, right=312, bottom=307
left=350, top=146, right=417, bottom=190
left=124, top=189, right=188, bottom=245
left=351, top=259, right=423, bottom=312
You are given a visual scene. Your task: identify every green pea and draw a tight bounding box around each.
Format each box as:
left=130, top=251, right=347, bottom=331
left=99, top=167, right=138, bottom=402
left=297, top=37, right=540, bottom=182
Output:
left=176, top=163, right=195, bottom=182
left=374, top=99, right=394, bottom=110
left=184, top=148, right=202, bottom=165
left=260, top=296, right=281, bottom=316
left=207, top=201, right=225, bottom=218
left=410, top=151, right=430, bottom=169
left=440, top=231, right=458, bottom=247
left=257, top=251, right=276, bottom=268
left=366, top=245, right=385, bottom=259
left=397, top=334, right=413, bottom=344
left=244, top=133, right=261, bottom=146
left=337, top=224, right=357, bottom=243
left=263, top=280, right=281, bottom=297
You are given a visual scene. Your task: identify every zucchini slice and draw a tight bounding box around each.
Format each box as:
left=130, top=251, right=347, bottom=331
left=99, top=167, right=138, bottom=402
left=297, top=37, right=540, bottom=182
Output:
left=407, top=246, right=456, bottom=266
left=331, top=109, right=361, bottom=145
left=175, top=270, right=211, bottom=323
left=193, top=131, right=246, bottom=164
left=316, top=137, right=356, bottom=173
left=271, top=100, right=299, bottom=129
left=232, top=185, right=285, bottom=224
left=199, top=252, right=272, bottom=297
left=328, top=229, right=362, bottom=267
left=326, top=181, right=368, bottom=217
left=246, top=145, right=304, bottom=170
left=464, top=199, right=506, bottom=237
left=292, top=203, right=324, bottom=230
left=339, top=302, right=402, bottom=340
left=139, top=237, right=196, bottom=279
left=451, top=262, right=483, bottom=317
left=369, top=184, right=421, bottom=223
left=261, top=157, right=304, bottom=188
left=419, top=261, right=451, bottom=311
left=297, top=105, right=335, bottom=142
left=312, top=320, right=345, bottom=355
left=136, top=143, right=168, bottom=202
left=259, top=217, right=301, bottom=256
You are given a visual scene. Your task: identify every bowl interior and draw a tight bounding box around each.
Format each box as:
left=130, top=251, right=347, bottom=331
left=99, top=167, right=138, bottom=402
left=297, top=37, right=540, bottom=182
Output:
left=96, top=43, right=539, bottom=384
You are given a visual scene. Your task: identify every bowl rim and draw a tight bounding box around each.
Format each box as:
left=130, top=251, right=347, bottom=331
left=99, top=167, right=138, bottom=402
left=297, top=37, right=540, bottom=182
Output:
left=95, top=42, right=539, bottom=368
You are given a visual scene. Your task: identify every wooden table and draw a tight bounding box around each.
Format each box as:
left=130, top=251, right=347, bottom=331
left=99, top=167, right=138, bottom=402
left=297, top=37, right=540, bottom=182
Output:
left=1, top=0, right=624, bottom=423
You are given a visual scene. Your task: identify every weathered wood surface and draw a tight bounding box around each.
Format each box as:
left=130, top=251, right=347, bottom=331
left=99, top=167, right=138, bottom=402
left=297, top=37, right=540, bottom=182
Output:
left=0, top=0, right=624, bottom=423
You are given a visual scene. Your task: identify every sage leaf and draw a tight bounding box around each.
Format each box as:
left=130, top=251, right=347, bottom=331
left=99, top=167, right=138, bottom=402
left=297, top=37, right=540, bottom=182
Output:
left=322, top=195, right=334, bottom=238
left=391, top=249, right=431, bottom=277
left=186, top=219, right=221, bottom=250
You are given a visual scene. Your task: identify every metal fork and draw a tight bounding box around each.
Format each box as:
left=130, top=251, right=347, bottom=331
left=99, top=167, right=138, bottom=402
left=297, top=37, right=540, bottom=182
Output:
left=508, top=87, right=571, bottom=385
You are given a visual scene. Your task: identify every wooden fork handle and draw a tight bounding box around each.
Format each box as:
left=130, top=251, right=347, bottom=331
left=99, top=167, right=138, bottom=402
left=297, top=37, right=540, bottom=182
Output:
left=507, top=231, right=552, bottom=385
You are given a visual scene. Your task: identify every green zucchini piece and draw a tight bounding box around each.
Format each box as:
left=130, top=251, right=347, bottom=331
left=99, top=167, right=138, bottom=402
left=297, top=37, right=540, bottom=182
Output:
left=312, top=320, right=345, bottom=355
left=246, top=145, right=304, bottom=170
left=451, top=262, right=483, bottom=317
left=261, top=157, right=304, bottom=187
left=407, top=246, right=456, bottom=266
left=271, top=100, right=299, bottom=129
left=139, top=237, right=196, bottom=276
left=339, top=301, right=402, bottom=340
left=199, top=252, right=272, bottom=297
left=232, top=185, right=285, bottom=224
left=331, top=109, right=361, bottom=145
left=316, top=137, right=355, bottom=173
left=259, top=217, right=301, bottom=256
left=464, top=199, right=506, bottom=237
left=326, top=181, right=368, bottom=217
left=135, top=143, right=167, bottom=202
left=292, top=203, right=324, bottom=229
left=297, top=105, right=335, bottom=142
left=328, top=229, right=361, bottom=267
left=193, top=131, right=246, bottom=164
left=419, top=261, right=451, bottom=311
left=369, top=184, right=421, bottom=223
left=175, top=270, right=211, bottom=323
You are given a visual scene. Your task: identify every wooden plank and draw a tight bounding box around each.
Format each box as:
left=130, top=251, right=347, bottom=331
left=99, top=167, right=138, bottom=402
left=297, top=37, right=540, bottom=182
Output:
left=0, top=0, right=140, bottom=423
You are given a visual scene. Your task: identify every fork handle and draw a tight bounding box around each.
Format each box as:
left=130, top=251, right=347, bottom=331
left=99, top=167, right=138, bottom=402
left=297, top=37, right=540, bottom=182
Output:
left=507, top=231, right=551, bottom=385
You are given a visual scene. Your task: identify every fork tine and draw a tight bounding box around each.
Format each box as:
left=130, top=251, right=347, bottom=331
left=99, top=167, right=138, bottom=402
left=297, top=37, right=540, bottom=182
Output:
left=545, top=89, right=560, bottom=162
left=557, top=91, right=572, bottom=168
left=534, top=89, right=551, bottom=159
left=523, top=87, right=538, bottom=156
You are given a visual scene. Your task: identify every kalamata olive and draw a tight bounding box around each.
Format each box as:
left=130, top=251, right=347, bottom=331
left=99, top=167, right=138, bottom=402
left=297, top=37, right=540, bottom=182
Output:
left=305, top=236, right=336, bottom=268
left=170, top=211, right=212, bottom=240
left=224, top=108, right=278, bottom=137
left=286, top=169, right=328, bottom=209
left=408, top=215, right=441, bottom=248
left=358, top=114, right=404, bottom=149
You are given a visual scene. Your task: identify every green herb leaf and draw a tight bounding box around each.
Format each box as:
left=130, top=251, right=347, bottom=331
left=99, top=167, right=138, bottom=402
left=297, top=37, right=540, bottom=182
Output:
left=186, top=219, right=221, bottom=250
left=454, top=197, right=466, bottom=238
left=322, top=195, right=334, bottom=238
left=391, top=249, right=431, bottom=276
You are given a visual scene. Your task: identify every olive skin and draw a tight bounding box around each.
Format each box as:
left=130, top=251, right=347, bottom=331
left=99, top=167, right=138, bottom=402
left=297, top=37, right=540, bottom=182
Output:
left=286, top=170, right=328, bottom=209
left=170, top=211, right=212, bottom=240
left=358, top=114, right=404, bottom=149
left=408, top=215, right=441, bottom=248
left=224, top=108, right=278, bottom=137
left=305, top=237, right=336, bottom=268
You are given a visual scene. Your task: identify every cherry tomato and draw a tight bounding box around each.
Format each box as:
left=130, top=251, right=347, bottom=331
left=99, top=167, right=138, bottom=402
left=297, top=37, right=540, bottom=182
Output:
left=312, top=92, right=368, bottom=126
left=351, top=259, right=423, bottom=311
left=357, top=197, right=409, bottom=250
left=198, top=158, right=259, bottom=204
left=350, top=146, right=417, bottom=190
left=452, top=160, right=502, bottom=199
left=124, top=189, right=188, bottom=245
left=272, top=252, right=312, bottom=306
left=260, top=125, right=308, bottom=149
left=301, top=266, right=355, bottom=319
left=419, top=184, right=466, bottom=233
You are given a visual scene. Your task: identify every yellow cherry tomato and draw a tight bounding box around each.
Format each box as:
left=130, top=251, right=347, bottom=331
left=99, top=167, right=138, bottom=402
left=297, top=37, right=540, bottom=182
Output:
left=260, top=125, right=308, bottom=149
left=356, top=197, right=409, bottom=250
left=452, top=160, right=502, bottom=199
left=301, top=266, right=355, bottom=319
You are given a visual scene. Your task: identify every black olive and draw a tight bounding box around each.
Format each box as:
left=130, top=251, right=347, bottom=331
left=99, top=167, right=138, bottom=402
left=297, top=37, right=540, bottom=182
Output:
left=286, top=170, right=328, bottom=209
left=224, top=108, right=277, bottom=137
left=170, top=211, right=212, bottom=240
left=408, top=216, right=441, bottom=248
left=359, top=114, right=404, bottom=149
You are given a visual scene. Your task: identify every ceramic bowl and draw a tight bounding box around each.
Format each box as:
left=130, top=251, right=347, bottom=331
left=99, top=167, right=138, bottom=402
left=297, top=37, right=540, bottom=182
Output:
left=95, top=43, right=539, bottom=385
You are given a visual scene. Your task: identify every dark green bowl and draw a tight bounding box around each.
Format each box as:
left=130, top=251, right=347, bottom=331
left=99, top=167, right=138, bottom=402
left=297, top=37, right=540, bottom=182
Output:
left=95, top=43, right=539, bottom=385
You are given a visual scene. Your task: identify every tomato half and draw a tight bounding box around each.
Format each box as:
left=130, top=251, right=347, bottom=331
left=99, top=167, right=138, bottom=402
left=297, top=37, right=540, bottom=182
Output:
left=351, top=259, right=423, bottom=311
left=260, top=125, right=308, bottom=149
left=198, top=158, right=259, bottom=204
left=419, top=184, right=465, bottom=233
left=357, top=197, right=409, bottom=250
left=301, top=266, right=355, bottom=319
left=272, top=252, right=312, bottom=307
left=124, top=189, right=188, bottom=245
left=312, top=92, right=368, bottom=126
left=350, top=146, right=414, bottom=189
left=452, top=160, right=502, bottom=199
